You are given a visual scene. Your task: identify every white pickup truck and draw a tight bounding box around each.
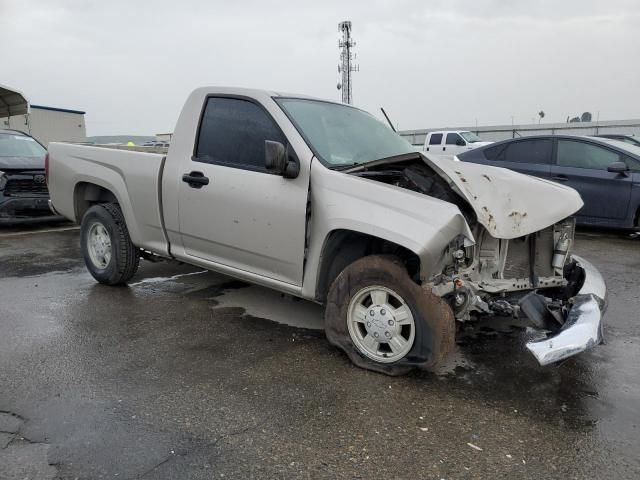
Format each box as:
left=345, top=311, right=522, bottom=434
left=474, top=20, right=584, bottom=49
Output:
left=47, top=87, right=606, bottom=375
left=423, top=130, right=492, bottom=157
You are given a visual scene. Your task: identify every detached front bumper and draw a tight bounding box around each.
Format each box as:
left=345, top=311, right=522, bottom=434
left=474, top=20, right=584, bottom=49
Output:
left=526, top=255, right=607, bottom=366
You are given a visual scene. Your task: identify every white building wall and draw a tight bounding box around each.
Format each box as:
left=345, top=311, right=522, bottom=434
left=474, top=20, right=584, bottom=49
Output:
left=1, top=106, right=86, bottom=146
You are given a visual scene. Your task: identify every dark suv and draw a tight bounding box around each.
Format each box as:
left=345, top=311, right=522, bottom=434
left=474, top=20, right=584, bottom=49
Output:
left=0, top=129, right=60, bottom=223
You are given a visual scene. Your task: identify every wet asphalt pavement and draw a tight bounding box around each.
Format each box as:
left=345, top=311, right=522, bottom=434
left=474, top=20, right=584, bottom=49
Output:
left=0, top=223, right=638, bottom=479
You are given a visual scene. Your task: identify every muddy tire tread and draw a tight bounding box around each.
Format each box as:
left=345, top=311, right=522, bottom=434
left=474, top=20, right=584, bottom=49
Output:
left=81, top=203, right=140, bottom=285
left=324, top=255, right=455, bottom=376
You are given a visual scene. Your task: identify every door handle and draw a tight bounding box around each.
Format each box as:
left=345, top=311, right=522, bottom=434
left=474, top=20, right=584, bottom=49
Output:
left=182, top=171, right=210, bottom=188
left=551, top=175, right=568, bottom=182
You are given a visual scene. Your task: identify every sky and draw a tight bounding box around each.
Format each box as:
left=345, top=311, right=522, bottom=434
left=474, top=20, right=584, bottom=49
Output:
left=1, top=0, right=639, bottom=136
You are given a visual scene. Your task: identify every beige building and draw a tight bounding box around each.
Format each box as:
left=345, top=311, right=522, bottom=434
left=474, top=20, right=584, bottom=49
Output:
left=2, top=104, right=87, bottom=146
left=1, top=83, right=86, bottom=146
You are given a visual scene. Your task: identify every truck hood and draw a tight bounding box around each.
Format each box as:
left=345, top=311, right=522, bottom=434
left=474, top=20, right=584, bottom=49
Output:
left=0, top=155, right=45, bottom=170
left=420, top=153, right=583, bottom=239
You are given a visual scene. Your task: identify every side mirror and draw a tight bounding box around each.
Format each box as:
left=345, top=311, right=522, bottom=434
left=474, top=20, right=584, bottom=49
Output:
left=265, top=140, right=286, bottom=172
left=456, top=139, right=466, bottom=146
left=607, top=161, right=629, bottom=174
left=265, top=140, right=300, bottom=179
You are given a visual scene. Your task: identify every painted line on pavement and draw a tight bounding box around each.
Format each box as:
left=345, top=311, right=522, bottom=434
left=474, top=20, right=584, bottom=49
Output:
left=0, top=226, right=80, bottom=238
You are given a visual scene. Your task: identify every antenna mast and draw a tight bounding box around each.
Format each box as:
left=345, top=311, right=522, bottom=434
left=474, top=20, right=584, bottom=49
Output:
left=337, top=21, right=359, bottom=105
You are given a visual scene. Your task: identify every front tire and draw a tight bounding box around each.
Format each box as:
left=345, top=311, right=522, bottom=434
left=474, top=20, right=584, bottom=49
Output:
left=324, top=255, right=455, bottom=376
left=80, top=203, right=140, bottom=285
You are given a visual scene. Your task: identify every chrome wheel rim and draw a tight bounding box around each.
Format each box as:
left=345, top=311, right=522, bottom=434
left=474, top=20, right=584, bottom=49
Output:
left=347, top=286, right=415, bottom=363
left=87, top=222, right=112, bottom=269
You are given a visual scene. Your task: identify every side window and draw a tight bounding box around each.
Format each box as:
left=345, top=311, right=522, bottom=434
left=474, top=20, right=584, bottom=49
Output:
left=557, top=140, right=620, bottom=170
left=195, top=97, right=286, bottom=170
left=429, top=133, right=443, bottom=145
left=446, top=133, right=464, bottom=145
left=503, top=139, right=553, bottom=164
left=483, top=143, right=508, bottom=161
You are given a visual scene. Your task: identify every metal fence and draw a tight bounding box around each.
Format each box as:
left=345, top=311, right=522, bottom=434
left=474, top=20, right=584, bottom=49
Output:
left=399, top=118, right=640, bottom=146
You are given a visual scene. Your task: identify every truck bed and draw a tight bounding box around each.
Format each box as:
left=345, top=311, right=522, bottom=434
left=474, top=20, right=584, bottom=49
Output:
left=47, top=142, right=170, bottom=256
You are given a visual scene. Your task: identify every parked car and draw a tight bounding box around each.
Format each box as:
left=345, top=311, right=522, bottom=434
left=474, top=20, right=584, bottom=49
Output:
left=458, top=135, right=640, bottom=229
left=47, top=87, right=606, bottom=374
left=0, top=129, right=61, bottom=223
left=422, top=130, right=492, bottom=157
left=595, top=134, right=640, bottom=148
left=142, top=141, right=170, bottom=147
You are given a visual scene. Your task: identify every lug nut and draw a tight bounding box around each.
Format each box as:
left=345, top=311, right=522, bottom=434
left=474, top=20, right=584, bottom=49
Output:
left=366, top=322, right=371, bottom=327
left=370, top=310, right=375, bottom=316
left=380, top=308, right=386, bottom=315
left=388, top=320, right=394, bottom=326
left=373, top=332, right=379, bottom=338
left=385, top=332, right=391, bottom=338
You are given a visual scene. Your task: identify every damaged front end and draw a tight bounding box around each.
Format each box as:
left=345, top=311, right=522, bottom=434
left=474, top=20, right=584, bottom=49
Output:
left=345, top=153, right=606, bottom=366
left=433, top=219, right=606, bottom=366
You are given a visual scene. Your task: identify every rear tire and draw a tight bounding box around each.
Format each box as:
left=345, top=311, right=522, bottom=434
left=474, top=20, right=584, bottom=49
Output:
left=324, top=255, right=455, bottom=376
left=80, top=203, right=140, bottom=285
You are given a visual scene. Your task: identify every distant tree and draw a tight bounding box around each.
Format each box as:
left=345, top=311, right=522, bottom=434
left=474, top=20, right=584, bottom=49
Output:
left=581, top=112, right=592, bottom=122
left=538, top=110, right=545, bottom=123
left=569, top=116, right=581, bottom=123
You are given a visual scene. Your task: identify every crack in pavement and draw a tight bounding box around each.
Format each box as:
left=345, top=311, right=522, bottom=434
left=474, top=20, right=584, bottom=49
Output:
left=133, top=416, right=275, bottom=479
left=209, top=415, right=275, bottom=451
left=0, top=410, right=58, bottom=480
left=135, top=454, right=174, bottom=479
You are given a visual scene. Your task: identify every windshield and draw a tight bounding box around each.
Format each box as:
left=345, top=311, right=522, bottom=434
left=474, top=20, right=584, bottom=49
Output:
left=594, top=137, right=640, bottom=156
left=0, top=133, right=46, bottom=157
left=275, top=98, right=415, bottom=167
left=621, top=137, right=640, bottom=147
left=460, top=131, right=482, bottom=143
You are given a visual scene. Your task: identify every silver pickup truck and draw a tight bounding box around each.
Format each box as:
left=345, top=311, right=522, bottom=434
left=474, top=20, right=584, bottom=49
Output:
left=47, top=87, right=606, bottom=375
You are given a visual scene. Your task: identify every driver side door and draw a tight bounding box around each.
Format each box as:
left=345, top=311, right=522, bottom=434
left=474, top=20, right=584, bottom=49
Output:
left=176, top=96, right=310, bottom=286
left=444, top=132, right=466, bottom=156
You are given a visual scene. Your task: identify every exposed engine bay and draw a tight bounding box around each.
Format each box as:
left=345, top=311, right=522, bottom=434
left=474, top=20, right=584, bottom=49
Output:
left=347, top=156, right=583, bottom=332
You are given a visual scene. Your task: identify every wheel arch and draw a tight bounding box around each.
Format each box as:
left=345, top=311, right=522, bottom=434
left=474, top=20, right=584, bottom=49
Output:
left=73, top=182, right=119, bottom=222
left=314, top=229, right=421, bottom=303
left=72, top=180, right=143, bottom=247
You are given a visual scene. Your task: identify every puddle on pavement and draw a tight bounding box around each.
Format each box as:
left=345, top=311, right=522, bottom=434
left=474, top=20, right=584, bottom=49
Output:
left=186, top=280, right=325, bottom=331
left=128, top=270, right=209, bottom=286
